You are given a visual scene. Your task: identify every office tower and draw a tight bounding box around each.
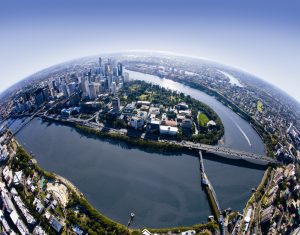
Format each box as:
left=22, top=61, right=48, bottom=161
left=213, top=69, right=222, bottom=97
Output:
left=112, top=97, right=120, bottom=111
left=99, top=57, right=102, bottom=67
left=88, top=83, right=97, bottom=100
left=81, top=77, right=90, bottom=94
left=42, top=87, right=50, bottom=101
left=68, top=82, right=77, bottom=95
left=94, top=83, right=100, bottom=95
left=113, top=67, right=118, bottom=76
left=61, top=84, right=69, bottom=97
left=104, top=62, right=113, bottom=77
left=107, top=76, right=112, bottom=88
left=70, top=93, right=81, bottom=106
left=111, top=82, right=117, bottom=96
left=117, top=62, right=123, bottom=76
left=52, top=80, right=59, bottom=93
left=104, top=80, right=109, bottom=91
left=124, top=72, right=129, bottom=82
left=34, top=88, right=45, bottom=107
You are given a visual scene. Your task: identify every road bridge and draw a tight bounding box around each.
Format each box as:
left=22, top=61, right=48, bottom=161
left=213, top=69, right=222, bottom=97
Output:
left=183, top=142, right=278, bottom=164
left=11, top=110, right=43, bottom=136
left=37, top=113, right=278, bottom=165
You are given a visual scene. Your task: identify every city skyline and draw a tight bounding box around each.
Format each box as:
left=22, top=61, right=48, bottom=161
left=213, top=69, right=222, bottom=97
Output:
left=1, top=2, right=299, bottom=233
left=1, top=0, right=300, bottom=101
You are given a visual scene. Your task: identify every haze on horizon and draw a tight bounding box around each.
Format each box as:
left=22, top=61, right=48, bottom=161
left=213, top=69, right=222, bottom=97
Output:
left=0, top=0, right=300, bottom=102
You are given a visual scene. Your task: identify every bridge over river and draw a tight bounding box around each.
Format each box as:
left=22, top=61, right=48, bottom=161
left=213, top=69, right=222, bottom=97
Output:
left=180, top=141, right=278, bottom=165
left=4, top=110, right=279, bottom=166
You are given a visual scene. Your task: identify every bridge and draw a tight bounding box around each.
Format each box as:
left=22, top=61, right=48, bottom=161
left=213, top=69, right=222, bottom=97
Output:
left=182, top=141, right=278, bottom=165
left=198, top=151, right=221, bottom=214
left=9, top=99, right=64, bottom=136
left=10, top=109, right=44, bottom=136
left=11, top=107, right=278, bottom=165
left=198, top=151, right=225, bottom=235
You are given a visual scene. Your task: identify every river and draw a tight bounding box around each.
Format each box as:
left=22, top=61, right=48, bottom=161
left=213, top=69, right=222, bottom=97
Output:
left=11, top=70, right=265, bottom=228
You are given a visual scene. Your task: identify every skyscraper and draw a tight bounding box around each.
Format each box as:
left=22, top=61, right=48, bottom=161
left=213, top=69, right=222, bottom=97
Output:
left=61, top=84, right=69, bottom=97
left=107, top=76, right=112, bottom=88
left=98, top=57, right=102, bottom=67
left=104, top=63, right=112, bottom=77
left=68, top=82, right=77, bottom=95
left=88, top=83, right=97, bottom=100
left=124, top=72, right=129, bottom=82
left=117, top=62, right=123, bottom=76
left=113, top=67, right=118, bottom=76
left=80, top=77, right=89, bottom=98
left=34, top=88, right=45, bottom=107
left=111, top=82, right=117, bottom=96
left=112, top=97, right=120, bottom=111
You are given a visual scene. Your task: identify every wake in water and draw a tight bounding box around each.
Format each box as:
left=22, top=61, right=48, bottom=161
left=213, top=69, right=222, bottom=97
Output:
left=233, top=120, right=252, bottom=147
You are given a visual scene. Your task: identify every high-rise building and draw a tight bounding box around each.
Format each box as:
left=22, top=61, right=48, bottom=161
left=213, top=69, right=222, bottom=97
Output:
left=124, top=72, right=129, bottom=82
left=82, top=77, right=90, bottom=95
left=107, top=76, right=112, bottom=88
left=34, top=88, right=45, bottom=107
left=117, top=62, right=123, bottom=76
left=112, top=97, right=120, bottom=111
left=61, top=84, right=69, bottom=97
left=98, top=57, right=102, bottom=67
left=111, top=82, right=117, bottom=96
left=47, top=80, right=54, bottom=98
left=42, top=87, right=50, bottom=101
left=94, top=83, right=100, bottom=95
left=88, top=83, right=97, bottom=100
left=68, top=82, right=77, bottom=95
left=104, top=63, right=112, bottom=77
left=52, top=80, right=59, bottom=93
left=113, top=67, right=118, bottom=76
left=70, top=93, right=81, bottom=106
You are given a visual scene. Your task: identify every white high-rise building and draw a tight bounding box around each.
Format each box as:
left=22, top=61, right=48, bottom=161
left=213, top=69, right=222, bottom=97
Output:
left=84, top=78, right=89, bottom=95
left=94, top=83, right=100, bottom=95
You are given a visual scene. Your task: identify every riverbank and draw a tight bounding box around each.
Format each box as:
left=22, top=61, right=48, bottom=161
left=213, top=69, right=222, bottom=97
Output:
left=7, top=71, right=270, bottom=233
left=173, top=79, right=276, bottom=157
left=10, top=138, right=131, bottom=235
left=10, top=129, right=222, bottom=234
left=40, top=115, right=273, bottom=168
left=127, top=68, right=275, bottom=158
left=42, top=115, right=187, bottom=155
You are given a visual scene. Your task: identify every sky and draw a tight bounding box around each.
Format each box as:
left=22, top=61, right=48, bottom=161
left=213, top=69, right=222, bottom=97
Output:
left=0, top=0, right=300, bottom=101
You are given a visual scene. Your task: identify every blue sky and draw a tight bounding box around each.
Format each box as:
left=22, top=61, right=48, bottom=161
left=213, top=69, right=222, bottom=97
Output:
left=1, top=0, right=300, bottom=101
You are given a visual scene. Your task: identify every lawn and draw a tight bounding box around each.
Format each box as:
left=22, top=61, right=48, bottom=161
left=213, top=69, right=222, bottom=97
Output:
left=198, top=112, right=209, bottom=126
left=139, top=94, right=149, bottom=100
left=257, top=100, right=264, bottom=113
